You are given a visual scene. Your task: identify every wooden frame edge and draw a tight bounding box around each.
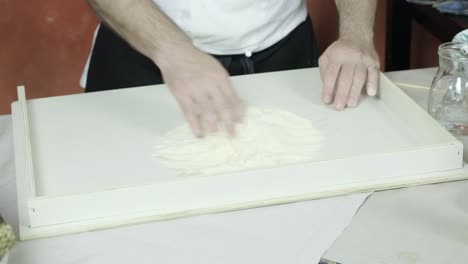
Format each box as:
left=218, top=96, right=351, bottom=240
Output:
left=17, top=86, right=37, bottom=197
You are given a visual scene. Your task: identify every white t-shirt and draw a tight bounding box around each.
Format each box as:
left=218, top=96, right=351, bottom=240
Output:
left=81, top=0, right=307, bottom=87
left=155, top=0, right=307, bottom=55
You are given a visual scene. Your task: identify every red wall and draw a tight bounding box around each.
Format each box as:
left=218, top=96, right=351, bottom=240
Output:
left=0, top=1, right=98, bottom=114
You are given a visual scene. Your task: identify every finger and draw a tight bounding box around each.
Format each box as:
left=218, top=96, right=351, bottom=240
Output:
left=318, top=55, right=328, bottom=82
left=220, top=108, right=237, bottom=136
left=366, top=65, right=380, bottom=96
left=218, top=79, right=242, bottom=123
left=322, top=63, right=341, bottom=104
left=212, top=81, right=239, bottom=136
left=219, top=107, right=236, bottom=136
left=185, top=112, right=202, bottom=138
left=195, top=92, right=219, bottom=134
left=215, top=79, right=243, bottom=123
left=215, top=71, right=238, bottom=103
left=177, top=96, right=203, bottom=137
left=334, top=64, right=355, bottom=111
left=222, top=79, right=241, bottom=106
left=347, top=64, right=367, bottom=107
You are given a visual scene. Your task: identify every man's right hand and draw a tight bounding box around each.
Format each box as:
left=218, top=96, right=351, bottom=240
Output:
left=157, top=46, right=242, bottom=138
left=87, top=0, right=242, bottom=137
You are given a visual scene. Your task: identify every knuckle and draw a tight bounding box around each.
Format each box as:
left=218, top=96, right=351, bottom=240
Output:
left=215, top=103, right=233, bottom=114
left=323, top=80, right=335, bottom=90
left=326, top=64, right=340, bottom=75
left=366, top=58, right=380, bottom=69
left=318, top=55, right=327, bottom=65
left=363, top=55, right=374, bottom=65
left=352, top=83, right=364, bottom=92
left=336, top=82, right=351, bottom=93
left=197, top=91, right=212, bottom=102
left=187, top=105, right=201, bottom=115
left=354, top=75, right=367, bottom=85
left=202, top=112, right=217, bottom=122
left=213, top=93, right=232, bottom=107
left=220, top=111, right=233, bottom=121
left=337, top=88, right=350, bottom=97
left=368, top=66, right=380, bottom=76
left=220, top=100, right=235, bottom=110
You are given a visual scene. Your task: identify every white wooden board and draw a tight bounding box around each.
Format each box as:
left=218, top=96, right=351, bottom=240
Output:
left=12, top=68, right=466, bottom=240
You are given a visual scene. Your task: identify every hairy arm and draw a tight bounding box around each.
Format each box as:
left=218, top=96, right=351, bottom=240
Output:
left=319, top=0, right=379, bottom=110
left=87, top=0, right=191, bottom=65
left=337, top=0, right=377, bottom=45
left=87, top=0, right=241, bottom=136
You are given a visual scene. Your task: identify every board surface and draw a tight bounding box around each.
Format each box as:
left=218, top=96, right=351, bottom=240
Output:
left=12, top=68, right=466, bottom=239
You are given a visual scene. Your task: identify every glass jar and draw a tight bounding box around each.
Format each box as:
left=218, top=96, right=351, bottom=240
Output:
left=429, top=42, right=468, bottom=136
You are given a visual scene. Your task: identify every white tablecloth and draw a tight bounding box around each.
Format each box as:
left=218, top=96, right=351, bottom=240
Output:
left=325, top=68, right=468, bottom=263
left=0, top=94, right=369, bottom=264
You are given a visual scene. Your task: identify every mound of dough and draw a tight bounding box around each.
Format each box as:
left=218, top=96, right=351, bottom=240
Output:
left=154, top=107, right=324, bottom=176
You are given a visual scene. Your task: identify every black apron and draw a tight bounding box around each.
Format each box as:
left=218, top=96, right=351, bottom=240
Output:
left=85, top=16, right=319, bottom=92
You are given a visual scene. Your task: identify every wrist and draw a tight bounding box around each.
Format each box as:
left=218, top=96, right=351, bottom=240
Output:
left=150, top=39, right=197, bottom=72
left=339, top=25, right=374, bottom=45
left=338, top=33, right=374, bottom=48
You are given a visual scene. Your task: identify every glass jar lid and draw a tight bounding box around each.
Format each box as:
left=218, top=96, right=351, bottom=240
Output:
left=439, top=42, right=468, bottom=61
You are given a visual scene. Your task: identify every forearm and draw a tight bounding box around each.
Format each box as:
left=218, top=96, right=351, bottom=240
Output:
left=320, top=0, right=380, bottom=108
left=335, top=0, right=377, bottom=44
left=87, top=0, right=195, bottom=68
left=87, top=0, right=241, bottom=137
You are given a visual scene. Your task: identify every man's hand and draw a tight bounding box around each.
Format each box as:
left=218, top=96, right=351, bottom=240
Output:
left=87, top=0, right=242, bottom=137
left=158, top=47, right=242, bottom=138
left=319, top=0, right=379, bottom=110
left=318, top=38, right=379, bottom=110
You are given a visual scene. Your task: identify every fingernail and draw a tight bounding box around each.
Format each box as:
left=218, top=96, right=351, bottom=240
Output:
left=323, top=95, right=332, bottom=104
left=335, top=102, right=345, bottom=111
left=367, top=85, right=377, bottom=96
left=194, top=129, right=202, bottom=138
left=347, top=99, right=357, bottom=107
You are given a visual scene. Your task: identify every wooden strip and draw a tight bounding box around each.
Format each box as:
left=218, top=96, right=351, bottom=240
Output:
left=17, top=86, right=37, bottom=197
left=394, top=81, right=431, bottom=90
left=19, top=167, right=468, bottom=240
left=380, top=74, right=456, bottom=144
left=27, top=143, right=462, bottom=228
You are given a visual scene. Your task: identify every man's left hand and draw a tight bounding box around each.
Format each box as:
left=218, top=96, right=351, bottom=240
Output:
left=318, top=38, right=380, bottom=110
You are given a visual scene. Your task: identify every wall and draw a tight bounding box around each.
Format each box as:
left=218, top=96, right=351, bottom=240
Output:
left=0, top=1, right=98, bottom=115
left=0, top=0, right=422, bottom=115
left=410, top=21, right=440, bottom=68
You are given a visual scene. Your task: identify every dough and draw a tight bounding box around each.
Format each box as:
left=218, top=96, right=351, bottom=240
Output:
left=154, top=107, right=324, bottom=176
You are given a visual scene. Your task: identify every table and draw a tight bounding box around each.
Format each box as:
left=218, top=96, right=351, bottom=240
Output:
left=385, top=1, right=468, bottom=71
left=1, top=68, right=467, bottom=264
left=324, top=68, right=468, bottom=263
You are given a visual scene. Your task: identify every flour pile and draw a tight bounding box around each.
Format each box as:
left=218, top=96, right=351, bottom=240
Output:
left=154, top=107, right=324, bottom=176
